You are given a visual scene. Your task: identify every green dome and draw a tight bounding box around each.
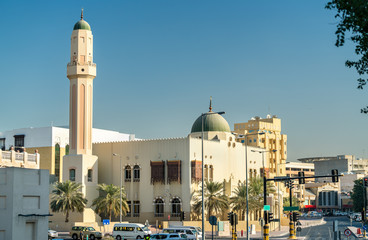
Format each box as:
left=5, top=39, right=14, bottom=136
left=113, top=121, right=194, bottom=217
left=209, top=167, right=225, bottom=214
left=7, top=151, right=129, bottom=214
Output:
left=191, top=112, right=231, bottom=133
left=73, top=19, right=91, bottom=31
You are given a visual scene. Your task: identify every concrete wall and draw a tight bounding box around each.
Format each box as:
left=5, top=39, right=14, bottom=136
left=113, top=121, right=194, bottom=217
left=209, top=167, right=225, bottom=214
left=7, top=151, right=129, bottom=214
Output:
left=0, top=168, right=49, bottom=240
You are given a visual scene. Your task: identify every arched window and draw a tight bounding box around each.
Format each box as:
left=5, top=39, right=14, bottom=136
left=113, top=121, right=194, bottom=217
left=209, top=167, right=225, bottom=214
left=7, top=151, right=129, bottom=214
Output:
left=88, top=169, right=93, bottom=182
left=133, top=165, right=140, bottom=182
left=125, top=166, right=132, bottom=182
left=154, top=198, right=164, bottom=217
left=204, top=165, right=208, bottom=181
left=69, top=169, right=75, bottom=181
left=209, top=165, right=213, bottom=182
left=55, top=143, right=60, bottom=181
left=65, top=144, right=70, bottom=155
left=171, top=198, right=181, bottom=217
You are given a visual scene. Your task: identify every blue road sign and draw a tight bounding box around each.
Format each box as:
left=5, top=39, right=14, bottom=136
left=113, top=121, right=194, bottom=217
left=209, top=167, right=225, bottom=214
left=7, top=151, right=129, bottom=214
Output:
left=103, top=219, right=110, bottom=225
left=363, top=225, right=367, bottom=231
left=209, top=216, right=217, bottom=225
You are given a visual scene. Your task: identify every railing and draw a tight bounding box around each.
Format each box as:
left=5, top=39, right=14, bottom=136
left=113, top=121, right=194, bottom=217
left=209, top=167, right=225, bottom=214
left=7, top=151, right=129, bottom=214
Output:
left=15, top=153, right=24, bottom=162
left=2, top=151, right=11, bottom=160
left=28, top=154, right=36, bottom=162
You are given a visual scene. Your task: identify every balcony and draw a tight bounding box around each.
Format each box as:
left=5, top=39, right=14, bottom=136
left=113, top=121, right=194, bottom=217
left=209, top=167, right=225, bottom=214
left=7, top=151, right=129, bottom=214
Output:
left=0, top=149, right=39, bottom=169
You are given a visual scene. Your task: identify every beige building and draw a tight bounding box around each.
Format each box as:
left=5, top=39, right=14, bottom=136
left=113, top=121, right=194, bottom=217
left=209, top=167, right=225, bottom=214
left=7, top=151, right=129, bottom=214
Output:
left=233, top=115, right=287, bottom=178
left=285, top=161, right=314, bottom=209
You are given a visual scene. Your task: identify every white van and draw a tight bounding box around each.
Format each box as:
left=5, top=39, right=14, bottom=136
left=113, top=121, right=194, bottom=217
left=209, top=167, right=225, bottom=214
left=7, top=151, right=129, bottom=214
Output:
left=162, top=228, right=201, bottom=240
left=113, top=223, right=151, bottom=240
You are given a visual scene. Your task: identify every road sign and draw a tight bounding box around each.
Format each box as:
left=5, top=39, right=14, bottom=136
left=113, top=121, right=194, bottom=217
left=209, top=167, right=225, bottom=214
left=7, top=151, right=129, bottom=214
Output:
left=283, top=206, right=299, bottom=211
left=263, top=205, right=270, bottom=211
left=103, top=219, right=110, bottom=225
left=209, top=216, right=217, bottom=226
left=344, top=229, right=352, bottom=237
left=364, top=225, right=368, bottom=231
left=296, top=227, right=302, bottom=232
left=272, top=219, right=280, bottom=222
left=296, top=221, right=302, bottom=226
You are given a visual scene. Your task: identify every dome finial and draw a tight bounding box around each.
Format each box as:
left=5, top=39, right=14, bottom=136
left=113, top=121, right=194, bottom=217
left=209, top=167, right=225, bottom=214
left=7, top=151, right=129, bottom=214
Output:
left=209, top=96, right=213, bottom=112
left=81, top=8, right=84, bottom=20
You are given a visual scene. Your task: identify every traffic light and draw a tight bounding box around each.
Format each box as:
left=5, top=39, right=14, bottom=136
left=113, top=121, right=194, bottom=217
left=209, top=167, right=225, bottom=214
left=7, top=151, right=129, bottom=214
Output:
left=228, top=212, right=234, bottom=225
left=180, top=211, right=185, bottom=221
left=298, top=171, right=305, bottom=184
left=268, top=212, right=274, bottom=223
left=264, top=211, right=269, bottom=224
left=331, top=169, right=339, bottom=182
left=292, top=212, right=300, bottom=222
left=233, top=213, right=238, bottom=226
left=364, top=177, right=368, bottom=187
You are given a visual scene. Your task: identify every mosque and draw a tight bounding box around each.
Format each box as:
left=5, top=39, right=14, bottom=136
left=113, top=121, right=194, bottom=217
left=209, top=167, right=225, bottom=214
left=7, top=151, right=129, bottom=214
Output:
left=49, top=12, right=287, bottom=228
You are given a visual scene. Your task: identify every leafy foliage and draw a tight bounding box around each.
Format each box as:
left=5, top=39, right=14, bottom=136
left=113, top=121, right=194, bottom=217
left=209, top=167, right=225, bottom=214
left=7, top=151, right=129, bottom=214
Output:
left=192, top=181, right=229, bottom=220
left=283, top=197, right=298, bottom=207
left=351, top=178, right=365, bottom=212
left=92, top=184, right=129, bottom=221
left=50, top=181, right=87, bottom=222
left=230, top=177, right=276, bottom=220
left=326, top=1, right=368, bottom=112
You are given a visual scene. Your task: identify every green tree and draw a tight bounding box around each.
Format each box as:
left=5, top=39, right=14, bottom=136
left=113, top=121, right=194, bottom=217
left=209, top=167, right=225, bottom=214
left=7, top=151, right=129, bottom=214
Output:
left=230, top=182, right=247, bottom=220
left=92, top=184, right=129, bottom=221
left=283, top=197, right=298, bottom=207
left=351, top=178, right=365, bottom=212
left=326, top=0, right=368, bottom=112
left=50, top=181, right=87, bottom=222
left=192, top=181, right=229, bottom=220
left=247, top=177, right=276, bottom=218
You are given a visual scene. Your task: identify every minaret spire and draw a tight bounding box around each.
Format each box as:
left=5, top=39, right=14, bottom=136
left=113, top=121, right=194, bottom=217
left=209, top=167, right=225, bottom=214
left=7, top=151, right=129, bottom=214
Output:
left=209, top=96, right=213, bottom=112
left=81, top=9, right=84, bottom=20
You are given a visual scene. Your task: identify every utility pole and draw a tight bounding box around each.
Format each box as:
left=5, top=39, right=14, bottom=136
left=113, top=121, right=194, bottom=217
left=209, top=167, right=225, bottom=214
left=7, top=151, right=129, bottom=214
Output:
left=287, top=180, right=296, bottom=240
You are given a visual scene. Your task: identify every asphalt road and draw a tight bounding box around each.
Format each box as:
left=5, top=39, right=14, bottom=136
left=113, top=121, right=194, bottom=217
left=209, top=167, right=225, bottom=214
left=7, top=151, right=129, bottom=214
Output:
left=291, top=216, right=363, bottom=240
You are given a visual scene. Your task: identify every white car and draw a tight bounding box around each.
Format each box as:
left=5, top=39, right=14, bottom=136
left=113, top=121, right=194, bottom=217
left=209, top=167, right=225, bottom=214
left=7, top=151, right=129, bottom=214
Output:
left=48, top=229, right=58, bottom=239
left=151, top=233, right=188, bottom=240
left=113, top=223, right=151, bottom=240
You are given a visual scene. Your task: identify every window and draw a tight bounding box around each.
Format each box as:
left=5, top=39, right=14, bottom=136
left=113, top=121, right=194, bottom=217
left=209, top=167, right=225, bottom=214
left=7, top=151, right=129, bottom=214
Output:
left=65, top=144, right=69, bottom=155
left=126, top=201, right=131, bottom=217
left=204, top=165, right=208, bottom=181
left=14, top=134, right=25, bottom=152
left=0, top=138, right=5, bottom=151
left=133, top=201, right=140, bottom=217
left=171, top=198, right=181, bottom=217
left=55, top=144, right=61, bottom=181
left=154, top=198, right=164, bottom=217
left=167, top=160, right=181, bottom=184
left=209, top=165, right=213, bottom=182
left=69, top=169, right=75, bottom=181
left=88, top=169, right=93, bottom=182
left=151, top=161, right=165, bottom=184
left=125, top=166, right=132, bottom=182
left=133, top=165, right=140, bottom=182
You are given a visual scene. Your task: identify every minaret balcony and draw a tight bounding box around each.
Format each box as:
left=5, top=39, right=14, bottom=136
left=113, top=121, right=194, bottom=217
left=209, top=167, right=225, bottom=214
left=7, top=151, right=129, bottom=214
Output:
left=67, top=61, right=96, bottom=77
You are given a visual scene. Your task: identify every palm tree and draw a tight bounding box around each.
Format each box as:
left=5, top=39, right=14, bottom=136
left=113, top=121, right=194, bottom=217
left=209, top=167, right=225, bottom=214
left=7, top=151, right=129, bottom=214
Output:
left=50, top=181, right=87, bottom=222
left=230, top=182, right=247, bottom=220
left=247, top=177, right=276, bottom=220
left=92, top=183, right=129, bottom=221
left=192, top=181, right=229, bottom=220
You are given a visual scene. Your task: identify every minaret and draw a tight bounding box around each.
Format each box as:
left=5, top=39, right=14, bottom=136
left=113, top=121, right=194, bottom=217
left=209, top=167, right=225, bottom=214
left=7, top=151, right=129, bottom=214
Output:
left=62, top=10, right=99, bottom=223
left=67, top=9, right=96, bottom=155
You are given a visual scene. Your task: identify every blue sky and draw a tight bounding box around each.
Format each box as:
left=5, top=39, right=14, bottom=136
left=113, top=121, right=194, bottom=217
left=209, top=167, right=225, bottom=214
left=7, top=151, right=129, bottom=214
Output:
left=0, top=0, right=367, bottom=161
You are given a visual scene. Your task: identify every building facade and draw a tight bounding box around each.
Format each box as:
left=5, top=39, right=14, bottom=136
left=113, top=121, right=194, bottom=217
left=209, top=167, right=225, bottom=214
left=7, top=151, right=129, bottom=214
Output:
left=0, top=126, right=134, bottom=181
left=0, top=167, right=50, bottom=240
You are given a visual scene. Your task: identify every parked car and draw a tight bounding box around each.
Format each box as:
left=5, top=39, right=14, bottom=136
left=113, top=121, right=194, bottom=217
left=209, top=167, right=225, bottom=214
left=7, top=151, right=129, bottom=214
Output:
left=151, top=233, right=188, bottom=240
left=112, top=223, right=152, bottom=240
left=162, top=228, right=200, bottom=240
left=70, top=226, right=102, bottom=240
left=48, top=229, right=58, bottom=239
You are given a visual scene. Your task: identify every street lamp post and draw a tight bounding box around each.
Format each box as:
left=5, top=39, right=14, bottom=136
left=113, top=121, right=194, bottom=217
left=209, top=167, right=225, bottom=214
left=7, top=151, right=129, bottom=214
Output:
left=113, top=153, right=123, bottom=223
left=251, top=149, right=277, bottom=238
left=239, top=132, right=265, bottom=240
left=201, top=110, right=225, bottom=240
